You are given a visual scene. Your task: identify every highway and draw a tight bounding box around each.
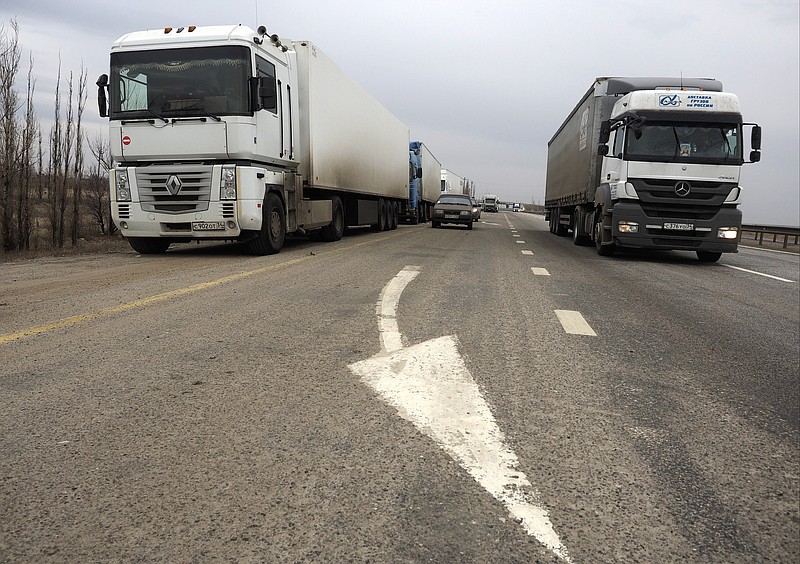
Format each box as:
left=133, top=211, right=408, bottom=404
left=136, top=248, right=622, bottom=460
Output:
left=1, top=213, right=798, bottom=563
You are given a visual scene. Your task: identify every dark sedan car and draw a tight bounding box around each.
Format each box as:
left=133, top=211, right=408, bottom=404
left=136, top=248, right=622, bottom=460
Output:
left=431, top=193, right=475, bottom=230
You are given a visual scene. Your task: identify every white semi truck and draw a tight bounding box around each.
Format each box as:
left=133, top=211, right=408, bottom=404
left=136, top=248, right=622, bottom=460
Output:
left=97, top=24, right=409, bottom=254
left=545, top=77, right=761, bottom=262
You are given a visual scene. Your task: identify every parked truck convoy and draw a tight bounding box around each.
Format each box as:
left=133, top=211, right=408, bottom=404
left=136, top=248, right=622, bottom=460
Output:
left=402, top=141, right=442, bottom=224
left=96, top=24, right=411, bottom=254
left=545, top=76, right=761, bottom=262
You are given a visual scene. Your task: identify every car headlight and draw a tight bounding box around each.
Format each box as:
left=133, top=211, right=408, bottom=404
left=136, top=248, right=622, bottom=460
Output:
left=115, top=169, right=131, bottom=202
left=220, top=165, right=237, bottom=200
left=460, top=210, right=470, bottom=216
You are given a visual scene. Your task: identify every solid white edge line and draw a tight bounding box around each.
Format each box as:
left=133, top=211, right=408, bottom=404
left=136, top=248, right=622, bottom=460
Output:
left=723, top=264, right=797, bottom=283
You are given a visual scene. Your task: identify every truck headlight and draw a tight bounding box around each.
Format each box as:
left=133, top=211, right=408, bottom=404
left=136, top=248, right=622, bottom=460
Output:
left=115, top=169, right=131, bottom=202
left=718, top=227, right=739, bottom=239
left=618, top=221, right=639, bottom=233
left=220, top=166, right=237, bottom=200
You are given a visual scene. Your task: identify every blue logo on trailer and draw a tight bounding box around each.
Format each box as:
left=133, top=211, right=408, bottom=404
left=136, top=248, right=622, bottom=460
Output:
left=659, top=94, right=681, bottom=107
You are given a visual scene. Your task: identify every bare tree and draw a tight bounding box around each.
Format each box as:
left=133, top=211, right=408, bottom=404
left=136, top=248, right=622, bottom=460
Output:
left=0, top=20, right=21, bottom=251
left=86, top=133, right=112, bottom=235
left=70, top=66, right=87, bottom=246
left=49, top=59, right=62, bottom=247
left=17, top=52, right=36, bottom=250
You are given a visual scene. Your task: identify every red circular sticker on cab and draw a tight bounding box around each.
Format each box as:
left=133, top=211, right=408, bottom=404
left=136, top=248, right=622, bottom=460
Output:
left=122, top=135, right=131, bottom=146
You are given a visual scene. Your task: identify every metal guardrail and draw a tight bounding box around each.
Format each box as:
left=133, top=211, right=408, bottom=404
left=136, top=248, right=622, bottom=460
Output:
left=740, top=224, right=800, bottom=249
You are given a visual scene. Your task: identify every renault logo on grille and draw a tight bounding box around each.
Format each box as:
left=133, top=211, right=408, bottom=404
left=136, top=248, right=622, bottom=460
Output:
left=674, top=181, right=691, bottom=197
left=165, top=175, right=183, bottom=196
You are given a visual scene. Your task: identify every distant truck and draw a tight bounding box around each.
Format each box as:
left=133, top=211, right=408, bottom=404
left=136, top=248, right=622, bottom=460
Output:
left=545, top=77, right=761, bottom=262
left=96, top=24, right=408, bottom=254
left=441, top=168, right=466, bottom=194
left=483, top=194, right=499, bottom=212
left=403, top=141, right=442, bottom=224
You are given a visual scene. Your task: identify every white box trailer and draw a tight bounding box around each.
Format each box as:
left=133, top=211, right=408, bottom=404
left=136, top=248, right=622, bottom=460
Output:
left=293, top=41, right=408, bottom=200
left=440, top=168, right=466, bottom=194
left=98, top=25, right=409, bottom=255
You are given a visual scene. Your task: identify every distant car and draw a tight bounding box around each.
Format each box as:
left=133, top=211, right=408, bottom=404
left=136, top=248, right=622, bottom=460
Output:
left=470, top=198, right=482, bottom=220
left=431, top=193, right=474, bottom=230
left=513, top=203, right=521, bottom=212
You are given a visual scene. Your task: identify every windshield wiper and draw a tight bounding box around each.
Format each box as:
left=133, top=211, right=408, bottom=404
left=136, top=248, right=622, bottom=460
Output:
left=145, top=107, right=169, bottom=124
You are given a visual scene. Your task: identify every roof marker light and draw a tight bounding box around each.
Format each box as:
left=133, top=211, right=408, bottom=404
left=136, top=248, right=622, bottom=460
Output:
left=164, top=27, right=173, bottom=33
left=188, top=26, right=196, bottom=32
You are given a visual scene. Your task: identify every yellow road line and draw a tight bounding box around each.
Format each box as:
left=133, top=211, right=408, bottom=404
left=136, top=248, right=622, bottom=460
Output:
left=1, top=229, right=415, bottom=346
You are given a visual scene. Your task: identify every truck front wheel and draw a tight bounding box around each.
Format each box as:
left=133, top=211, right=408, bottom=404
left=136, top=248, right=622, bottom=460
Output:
left=128, top=237, right=170, bottom=254
left=594, top=216, right=616, bottom=256
left=248, top=192, right=285, bottom=255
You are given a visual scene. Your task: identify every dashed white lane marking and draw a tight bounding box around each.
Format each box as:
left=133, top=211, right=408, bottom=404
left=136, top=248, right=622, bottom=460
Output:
left=531, top=267, right=550, bottom=276
left=723, top=264, right=797, bottom=283
left=521, top=250, right=534, bottom=256
left=515, top=241, right=526, bottom=244
left=513, top=235, right=521, bottom=238
left=349, top=268, right=573, bottom=562
left=555, top=310, right=597, bottom=336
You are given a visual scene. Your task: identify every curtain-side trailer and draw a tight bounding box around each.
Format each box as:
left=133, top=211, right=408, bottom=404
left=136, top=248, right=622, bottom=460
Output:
left=544, top=77, right=761, bottom=262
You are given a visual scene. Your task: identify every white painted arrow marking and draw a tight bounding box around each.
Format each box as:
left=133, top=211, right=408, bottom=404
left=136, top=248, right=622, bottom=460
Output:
left=349, top=267, right=572, bottom=562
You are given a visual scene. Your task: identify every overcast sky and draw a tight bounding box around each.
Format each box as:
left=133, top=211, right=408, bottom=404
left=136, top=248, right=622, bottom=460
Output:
left=2, top=0, right=798, bottom=225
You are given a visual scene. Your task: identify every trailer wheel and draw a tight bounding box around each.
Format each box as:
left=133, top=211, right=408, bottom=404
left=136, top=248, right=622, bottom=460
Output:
left=593, top=214, right=615, bottom=257
left=555, top=207, right=569, bottom=236
left=389, top=201, right=398, bottom=230
left=128, top=237, right=170, bottom=254
left=696, top=251, right=722, bottom=263
left=248, top=192, right=285, bottom=255
left=320, top=196, right=345, bottom=242
left=372, top=198, right=386, bottom=231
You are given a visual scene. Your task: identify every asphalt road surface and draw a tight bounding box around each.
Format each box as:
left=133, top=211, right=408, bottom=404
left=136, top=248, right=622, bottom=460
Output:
left=1, top=213, right=798, bottom=563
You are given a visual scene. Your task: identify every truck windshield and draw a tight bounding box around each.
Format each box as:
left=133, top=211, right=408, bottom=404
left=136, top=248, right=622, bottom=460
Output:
left=625, top=122, right=742, bottom=164
left=109, top=46, right=250, bottom=120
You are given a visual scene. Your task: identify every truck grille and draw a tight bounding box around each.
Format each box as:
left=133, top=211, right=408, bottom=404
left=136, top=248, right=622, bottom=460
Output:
left=135, top=165, right=212, bottom=214
left=630, top=178, right=735, bottom=220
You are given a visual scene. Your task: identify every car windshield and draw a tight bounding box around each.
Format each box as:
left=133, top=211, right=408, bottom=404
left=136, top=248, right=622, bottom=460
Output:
left=109, top=45, right=251, bottom=120
left=438, top=195, right=471, bottom=205
left=625, top=121, right=742, bottom=164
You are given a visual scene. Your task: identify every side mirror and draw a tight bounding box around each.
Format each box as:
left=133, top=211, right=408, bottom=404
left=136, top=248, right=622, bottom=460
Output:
left=751, top=125, right=762, bottom=151
left=417, top=167, right=423, bottom=179
left=598, top=120, right=611, bottom=144
left=597, top=144, right=609, bottom=156
left=749, top=150, right=761, bottom=163
left=96, top=74, right=109, bottom=118
left=249, top=77, right=263, bottom=112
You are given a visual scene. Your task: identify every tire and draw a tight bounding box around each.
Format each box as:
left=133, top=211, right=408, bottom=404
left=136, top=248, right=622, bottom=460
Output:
left=248, top=192, right=285, bottom=255
left=555, top=207, right=569, bottom=236
left=594, top=216, right=616, bottom=256
left=389, top=201, right=398, bottom=230
left=128, top=237, right=170, bottom=254
left=431, top=221, right=440, bottom=228
left=572, top=210, right=590, bottom=246
left=697, top=251, right=722, bottom=263
left=372, top=198, right=386, bottom=232
left=467, top=220, right=473, bottom=230
left=320, top=196, right=345, bottom=242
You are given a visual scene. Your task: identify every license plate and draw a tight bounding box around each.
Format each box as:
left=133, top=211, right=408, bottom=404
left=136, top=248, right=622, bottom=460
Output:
left=663, top=222, right=694, bottom=231
left=445, top=214, right=460, bottom=219
left=192, top=221, right=225, bottom=231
